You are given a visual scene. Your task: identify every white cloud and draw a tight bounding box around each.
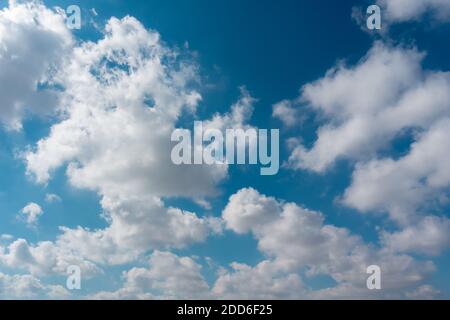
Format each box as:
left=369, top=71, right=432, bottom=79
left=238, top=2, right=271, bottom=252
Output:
left=0, top=272, right=70, bottom=299
left=91, top=186, right=436, bottom=299
left=218, top=188, right=436, bottom=299
left=222, top=187, right=281, bottom=234
left=0, top=238, right=101, bottom=277
left=46, top=285, right=72, bottom=300
left=224, top=188, right=360, bottom=272
left=272, top=100, right=299, bottom=128
left=213, top=260, right=305, bottom=299
left=20, top=202, right=43, bottom=226
left=203, top=86, right=256, bottom=132
left=287, top=42, right=450, bottom=173
left=55, top=196, right=221, bottom=265
left=0, top=272, right=44, bottom=299
left=90, top=251, right=210, bottom=299
left=381, top=216, right=450, bottom=256
left=1, top=1, right=446, bottom=300
left=378, top=0, right=450, bottom=23
left=343, top=118, right=450, bottom=226
left=23, top=15, right=235, bottom=264
left=405, top=285, right=440, bottom=300
left=284, top=41, right=450, bottom=257
left=24, top=15, right=219, bottom=195
left=83, top=188, right=440, bottom=299
left=0, top=0, right=72, bottom=130
left=45, top=193, right=61, bottom=203
left=0, top=234, right=13, bottom=241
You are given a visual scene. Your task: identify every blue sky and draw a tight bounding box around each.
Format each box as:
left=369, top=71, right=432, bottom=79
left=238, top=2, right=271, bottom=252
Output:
left=0, top=0, right=450, bottom=299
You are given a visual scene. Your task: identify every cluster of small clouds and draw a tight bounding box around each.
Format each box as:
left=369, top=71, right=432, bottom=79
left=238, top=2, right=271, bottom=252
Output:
left=271, top=0, right=450, bottom=302
left=0, top=238, right=101, bottom=277
left=0, top=272, right=69, bottom=299
left=90, top=251, right=210, bottom=300
left=266, top=0, right=450, bottom=300
left=91, top=188, right=438, bottom=299
left=0, top=0, right=448, bottom=299
left=0, top=0, right=227, bottom=298
left=17, top=194, right=60, bottom=227
left=23, top=10, right=230, bottom=266
left=277, top=41, right=450, bottom=260
left=217, top=188, right=436, bottom=299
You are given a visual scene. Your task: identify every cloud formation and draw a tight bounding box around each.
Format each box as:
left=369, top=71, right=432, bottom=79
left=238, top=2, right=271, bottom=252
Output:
left=284, top=42, right=450, bottom=257
left=0, top=0, right=447, bottom=300
left=0, top=1, right=72, bottom=130
left=218, top=188, right=436, bottom=299
left=288, top=42, right=450, bottom=173
left=24, top=15, right=230, bottom=264
left=91, top=251, right=210, bottom=299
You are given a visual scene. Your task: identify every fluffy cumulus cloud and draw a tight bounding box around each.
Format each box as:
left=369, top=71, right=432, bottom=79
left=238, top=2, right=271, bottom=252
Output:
left=89, top=188, right=438, bottom=299
left=272, top=100, right=300, bottom=128
left=213, top=260, right=305, bottom=299
left=284, top=41, right=450, bottom=257
left=381, top=216, right=450, bottom=256
left=222, top=187, right=281, bottom=234
left=90, top=251, right=210, bottom=299
left=0, top=272, right=70, bottom=299
left=19, top=202, right=43, bottom=226
left=217, top=188, right=437, bottom=299
left=55, top=196, right=221, bottom=265
left=94, top=251, right=305, bottom=300
left=0, top=238, right=100, bottom=277
left=203, top=86, right=256, bottom=133
left=377, top=0, right=450, bottom=23
left=288, top=42, right=450, bottom=173
left=23, top=13, right=236, bottom=265
left=25, top=15, right=223, bottom=196
left=0, top=1, right=246, bottom=296
left=406, top=285, right=441, bottom=300
left=343, top=118, right=450, bottom=225
left=45, top=193, right=61, bottom=203
left=0, top=0, right=448, bottom=300
left=0, top=0, right=72, bottom=130
left=341, top=118, right=450, bottom=255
